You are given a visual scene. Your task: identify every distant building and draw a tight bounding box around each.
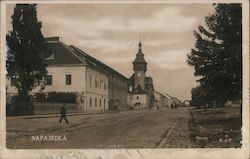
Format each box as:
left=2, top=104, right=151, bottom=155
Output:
left=172, top=97, right=182, bottom=106
left=154, top=91, right=169, bottom=107
left=182, top=100, right=190, bottom=107
left=6, top=37, right=128, bottom=113
left=127, top=42, right=154, bottom=109
left=164, top=93, right=174, bottom=107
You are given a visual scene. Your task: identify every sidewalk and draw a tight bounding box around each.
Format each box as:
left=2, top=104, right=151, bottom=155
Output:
left=164, top=109, right=197, bottom=148
left=7, top=107, right=157, bottom=119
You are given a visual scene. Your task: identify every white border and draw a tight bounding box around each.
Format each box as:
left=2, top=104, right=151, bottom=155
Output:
left=0, top=1, right=249, bottom=159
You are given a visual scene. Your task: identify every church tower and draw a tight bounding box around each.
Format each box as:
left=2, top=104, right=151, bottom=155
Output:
left=133, top=41, right=147, bottom=91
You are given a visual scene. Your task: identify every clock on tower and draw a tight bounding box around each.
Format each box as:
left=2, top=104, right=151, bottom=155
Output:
left=132, top=41, right=147, bottom=90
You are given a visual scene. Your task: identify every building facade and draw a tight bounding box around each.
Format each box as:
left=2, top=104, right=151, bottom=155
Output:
left=69, top=46, right=128, bottom=111
left=128, top=42, right=154, bottom=109
left=6, top=37, right=128, bottom=113
left=154, top=91, right=169, bottom=108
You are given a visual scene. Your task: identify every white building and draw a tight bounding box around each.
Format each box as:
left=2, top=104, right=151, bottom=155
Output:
left=164, top=93, right=174, bottom=107
left=6, top=37, right=118, bottom=113
left=154, top=91, right=169, bottom=107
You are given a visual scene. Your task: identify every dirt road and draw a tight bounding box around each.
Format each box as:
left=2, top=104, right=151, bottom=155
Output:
left=7, top=107, right=191, bottom=149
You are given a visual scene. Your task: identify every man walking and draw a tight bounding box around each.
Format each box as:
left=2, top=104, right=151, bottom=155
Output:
left=59, top=106, right=69, bottom=123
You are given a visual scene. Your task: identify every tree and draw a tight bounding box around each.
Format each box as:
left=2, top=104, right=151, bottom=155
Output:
left=6, top=4, right=49, bottom=113
left=190, top=85, right=207, bottom=108
left=187, top=4, right=242, bottom=106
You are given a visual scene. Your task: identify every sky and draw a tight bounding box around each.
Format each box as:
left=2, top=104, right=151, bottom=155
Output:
left=6, top=3, right=215, bottom=101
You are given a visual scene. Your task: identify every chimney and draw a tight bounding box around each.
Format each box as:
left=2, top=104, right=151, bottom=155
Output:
left=45, top=37, right=59, bottom=42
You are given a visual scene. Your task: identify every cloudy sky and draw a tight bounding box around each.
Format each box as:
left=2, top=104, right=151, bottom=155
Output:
left=6, top=3, right=215, bottom=101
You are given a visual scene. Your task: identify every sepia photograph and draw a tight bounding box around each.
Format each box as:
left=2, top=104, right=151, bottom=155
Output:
left=0, top=0, right=249, bottom=159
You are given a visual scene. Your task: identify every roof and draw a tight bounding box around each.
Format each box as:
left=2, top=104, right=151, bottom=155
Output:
left=68, top=46, right=109, bottom=75
left=44, top=38, right=85, bottom=65
left=164, top=93, right=173, bottom=99
left=43, top=37, right=128, bottom=80
left=133, top=84, right=146, bottom=94
left=133, top=42, right=147, bottom=64
left=155, top=91, right=168, bottom=99
left=69, top=45, right=128, bottom=80
left=145, top=77, right=153, bottom=85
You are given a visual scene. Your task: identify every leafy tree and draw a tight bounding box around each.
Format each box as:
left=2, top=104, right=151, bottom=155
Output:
left=6, top=4, right=49, bottom=112
left=190, top=85, right=207, bottom=108
left=187, top=4, right=242, bottom=106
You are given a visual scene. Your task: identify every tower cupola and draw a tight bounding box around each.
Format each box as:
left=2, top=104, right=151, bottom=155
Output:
left=133, top=42, right=147, bottom=72
left=133, top=41, right=147, bottom=91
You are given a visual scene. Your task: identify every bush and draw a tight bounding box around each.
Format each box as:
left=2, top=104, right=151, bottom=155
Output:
left=47, top=92, right=77, bottom=103
left=34, top=93, right=46, bottom=102
left=34, top=92, right=77, bottom=103
left=9, top=95, right=33, bottom=116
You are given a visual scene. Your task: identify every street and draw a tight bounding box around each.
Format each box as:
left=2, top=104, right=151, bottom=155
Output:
left=7, top=107, right=193, bottom=149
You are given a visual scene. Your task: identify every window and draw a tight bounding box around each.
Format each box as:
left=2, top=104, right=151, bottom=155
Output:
left=97, top=79, right=100, bottom=88
left=129, top=85, right=132, bottom=92
left=10, top=77, right=15, bottom=86
left=100, top=99, right=102, bottom=107
left=89, top=74, right=92, bottom=87
left=45, top=75, right=52, bottom=85
left=95, top=76, right=97, bottom=88
left=95, top=98, right=97, bottom=107
left=101, top=80, right=103, bottom=88
left=66, top=74, right=71, bottom=85
left=90, top=98, right=92, bottom=107
left=104, top=83, right=107, bottom=90
left=99, top=79, right=102, bottom=89
left=137, top=96, right=139, bottom=100
left=104, top=99, right=106, bottom=107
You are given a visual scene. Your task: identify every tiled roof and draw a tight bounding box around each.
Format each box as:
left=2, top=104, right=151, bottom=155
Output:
left=44, top=40, right=85, bottom=65
left=43, top=37, right=128, bottom=80
left=69, top=46, right=109, bottom=75
left=69, top=45, right=128, bottom=80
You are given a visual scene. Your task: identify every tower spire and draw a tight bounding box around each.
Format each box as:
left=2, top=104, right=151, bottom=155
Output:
left=139, top=33, right=142, bottom=50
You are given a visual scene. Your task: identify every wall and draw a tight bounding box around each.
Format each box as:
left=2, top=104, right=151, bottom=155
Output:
left=86, top=67, right=108, bottom=113
left=154, top=91, right=170, bottom=107
left=127, top=94, right=133, bottom=109
left=6, top=65, right=86, bottom=94
left=41, top=66, right=86, bottom=93
left=108, top=74, right=128, bottom=111
left=165, top=94, right=174, bottom=106
left=6, top=65, right=87, bottom=113
left=132, top=94, right=148, bottom=109
left=134, top=71, right=145, bottom=90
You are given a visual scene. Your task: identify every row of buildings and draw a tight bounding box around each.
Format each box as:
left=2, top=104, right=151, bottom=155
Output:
left=6, top=37, right=181, bottom=114
left=154, top=91, right=183, bottom=108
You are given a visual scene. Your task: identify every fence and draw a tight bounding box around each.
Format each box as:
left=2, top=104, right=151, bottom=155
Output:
left=33, top=102, right=84, bottom=115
